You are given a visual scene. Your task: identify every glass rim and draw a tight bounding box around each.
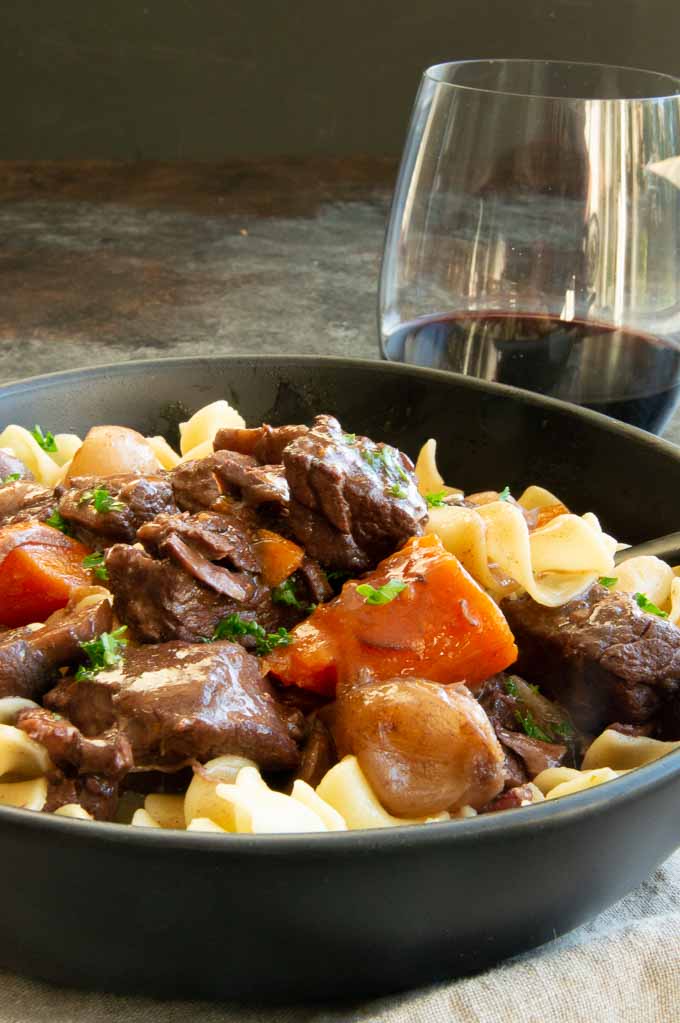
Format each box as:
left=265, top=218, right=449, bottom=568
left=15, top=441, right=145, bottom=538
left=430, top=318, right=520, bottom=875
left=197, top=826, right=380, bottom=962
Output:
left=424, top=58, right=680, bottom=102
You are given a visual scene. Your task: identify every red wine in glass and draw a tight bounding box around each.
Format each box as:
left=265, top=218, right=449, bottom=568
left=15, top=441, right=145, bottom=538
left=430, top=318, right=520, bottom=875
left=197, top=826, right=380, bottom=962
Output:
left=379, top=60, right=680, bottom=434
left=382, top=311, right=680, bottom=434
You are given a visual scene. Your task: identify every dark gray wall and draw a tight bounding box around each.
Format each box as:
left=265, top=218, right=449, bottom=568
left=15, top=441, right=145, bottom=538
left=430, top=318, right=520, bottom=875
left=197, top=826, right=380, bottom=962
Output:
left=2, top=0, right=679, bottom=159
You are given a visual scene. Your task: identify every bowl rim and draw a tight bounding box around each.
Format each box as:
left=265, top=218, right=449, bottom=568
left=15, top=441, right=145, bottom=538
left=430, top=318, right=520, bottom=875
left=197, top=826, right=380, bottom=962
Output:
left=2, top=350, right=680, bottom=459
left=1, top=352, right=680, bottom=851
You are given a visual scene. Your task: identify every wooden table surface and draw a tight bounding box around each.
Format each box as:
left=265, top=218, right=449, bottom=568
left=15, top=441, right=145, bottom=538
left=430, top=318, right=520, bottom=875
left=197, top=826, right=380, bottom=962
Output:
left=1, top=157, right=679, bottom=447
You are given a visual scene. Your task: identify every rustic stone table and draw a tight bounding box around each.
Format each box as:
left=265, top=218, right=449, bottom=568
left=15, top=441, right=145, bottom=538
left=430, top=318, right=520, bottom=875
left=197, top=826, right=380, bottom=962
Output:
left=1, top=158, right=679, bottom=446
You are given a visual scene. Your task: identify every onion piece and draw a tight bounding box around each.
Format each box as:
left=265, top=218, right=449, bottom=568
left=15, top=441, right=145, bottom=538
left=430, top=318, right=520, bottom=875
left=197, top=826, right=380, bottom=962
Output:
left=66, top=426, right=161, bottom=479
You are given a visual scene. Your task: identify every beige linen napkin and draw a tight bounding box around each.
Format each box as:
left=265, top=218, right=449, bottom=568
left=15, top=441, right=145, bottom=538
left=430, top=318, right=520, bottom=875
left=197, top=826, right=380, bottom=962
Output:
left=3, top=849, right=680, bottom=1023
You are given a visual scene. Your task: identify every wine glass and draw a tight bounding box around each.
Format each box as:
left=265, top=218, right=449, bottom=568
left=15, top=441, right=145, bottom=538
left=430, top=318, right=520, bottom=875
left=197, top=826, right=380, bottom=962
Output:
left=379, top=60, right=680, bottom=432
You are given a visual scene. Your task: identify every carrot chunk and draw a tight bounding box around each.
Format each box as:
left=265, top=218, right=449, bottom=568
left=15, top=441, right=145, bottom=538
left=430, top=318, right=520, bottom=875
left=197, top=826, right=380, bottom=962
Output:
left=264, top=534, right=517, bottom=696
left=533, top=503, right=570, bottom=530
left=0, top=522, right=91, bottom=627
left=254, top=529, right=305, bottom=588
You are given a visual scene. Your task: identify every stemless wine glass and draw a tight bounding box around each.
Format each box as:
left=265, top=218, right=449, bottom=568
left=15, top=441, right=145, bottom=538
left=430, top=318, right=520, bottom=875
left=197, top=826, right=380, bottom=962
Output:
left=379, top=60, right=680, bottom=432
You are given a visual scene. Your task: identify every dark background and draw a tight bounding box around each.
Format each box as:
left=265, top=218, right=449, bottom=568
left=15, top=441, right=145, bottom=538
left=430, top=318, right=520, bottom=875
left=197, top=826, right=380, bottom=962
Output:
left=2, top=0, right=679, bottom=159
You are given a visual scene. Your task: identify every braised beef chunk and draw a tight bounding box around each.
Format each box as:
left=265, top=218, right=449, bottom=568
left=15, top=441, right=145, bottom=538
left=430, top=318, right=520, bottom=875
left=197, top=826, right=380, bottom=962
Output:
left=495, top=728, right=566, bottom=776
left=477, top=673, right=569, bottom=784
left=57, top=473, right=176, bottom=545
left=156, top=535, right=256, bottom=601
left=283, top=415, right=427, bottom=571
left=0, top=450, right=34, bottom=482
left=172, top=451, right=288, bottom=513
left=0, top=481, right=55, bottom=527
left=0, top=631, right=53, bottom=701
left=503, top=585, right=680, bottom=732
left=105, top=486, right=311, bottom=642
left=178, top=417, right=426, bottom=572
left=172, top=456, right=223, bottom=512
left=478, top=674, right=521, bottom=733
left=294, top=715, right=337, bottom=788
left=287, top=499, right=369, bottom=572
left=106, top=544, right=246, bottom=642
left=0, top=594, right=112, bottom=699
left=44, top=769, right=119, bottom=821
left=500, top=749, right=529, bottom=791
left=137, top=512, right=257, bottom=602
left=46, top=641, right=302, bottom=770
left=44, top=771, right=83, bottom=813
left=212, top=452, right=289, bottom=507
left=17, top=707, right=133, bottom=779
left=297, top=557, right=333, bottom=605
left=214, top=424, right=309, bottom=464
left=34, top=592, right=114, bottom=661
left=138, top=510, right=259, bottom=574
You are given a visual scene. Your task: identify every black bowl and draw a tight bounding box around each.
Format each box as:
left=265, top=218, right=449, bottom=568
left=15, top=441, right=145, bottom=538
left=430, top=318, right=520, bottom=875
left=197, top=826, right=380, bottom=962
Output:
left=1, top=355, right=680, bottom=1003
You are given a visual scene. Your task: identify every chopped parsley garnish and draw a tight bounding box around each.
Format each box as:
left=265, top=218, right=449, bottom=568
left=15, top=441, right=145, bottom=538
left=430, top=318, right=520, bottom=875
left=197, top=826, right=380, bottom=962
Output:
left=425, top=491, right=447, bottom=508
left=506, top=677, right=574, bottom=742
left=0, top=473, right=20, bottom=485
left=598, top=576, right=618, bottom=589
left=515, top=709, right=552, bottom=743
left=78, top=487, right=126, bottom=514
left=356, top=579, right=407, bottom=605
left=389, top=482, right=407, bottom=499
left=211, top=614, right=292, bottom=655
left=82, top=550, right=109, bottom=581
left=272, top=577, right=304, bottom=609
left=342, top=433, right=357, bottom=445
left=75, top=627, right=127, bottom=681
left=498, top=486, right=511, bottom=501
left=362, top=445, right=410, bottom=484
left=634, top=592, right=669, bottom=619
left=271, top=577, right=316, bottom=613
left=361, top=448, right=384, bottom=471
left=212, top=614, right=255, bottom=641
left=31, top=424, right=58, bottom=453
left=44, top=510, right=72, bottom=535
